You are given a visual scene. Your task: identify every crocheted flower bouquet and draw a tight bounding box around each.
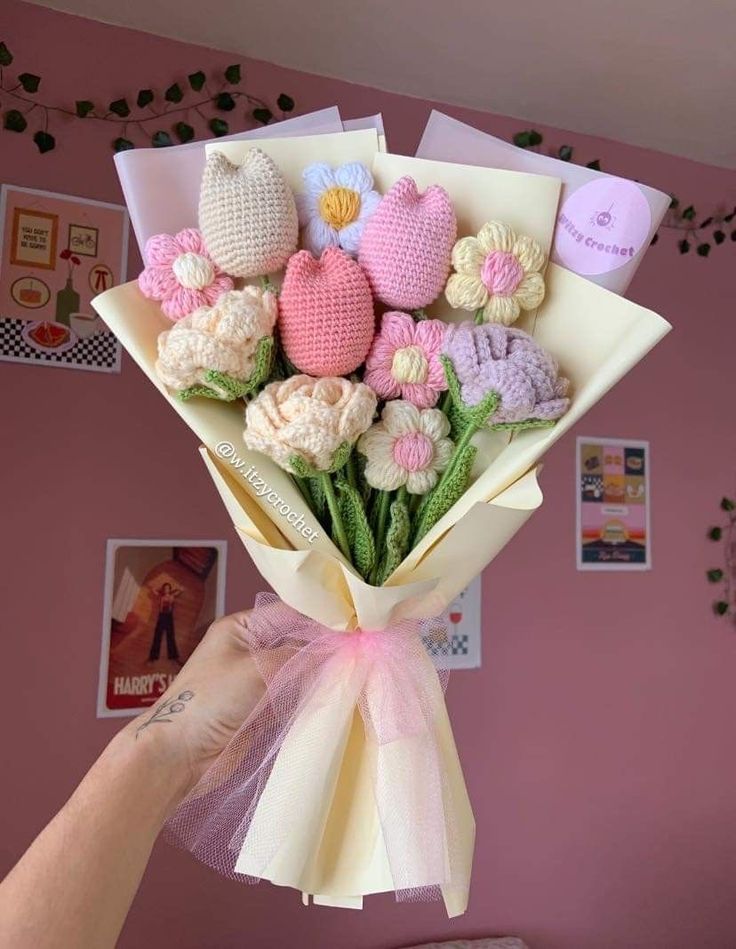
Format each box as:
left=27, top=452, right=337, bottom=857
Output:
left=94, top=123, right=670, bottom=917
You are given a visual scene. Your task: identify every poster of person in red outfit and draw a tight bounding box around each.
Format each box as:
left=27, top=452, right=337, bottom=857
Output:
left=97, top=539, right=227, bottom=717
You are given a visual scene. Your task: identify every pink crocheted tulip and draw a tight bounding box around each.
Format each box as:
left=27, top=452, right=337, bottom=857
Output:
left=279, top=248, right=375, bottom=376
left=358, top=177, right=457, bottom=310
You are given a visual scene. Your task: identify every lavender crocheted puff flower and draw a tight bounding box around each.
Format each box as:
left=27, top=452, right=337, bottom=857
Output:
left=444, top=322, right=570, bottom=424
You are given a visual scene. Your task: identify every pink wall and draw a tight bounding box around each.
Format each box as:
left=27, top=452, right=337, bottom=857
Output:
left=3, top=4, right=736, bottom=947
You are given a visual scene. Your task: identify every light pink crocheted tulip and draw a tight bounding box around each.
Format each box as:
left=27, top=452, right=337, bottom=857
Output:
left=279, top=247, right=375, bottom=376
left=358, top=176, right=457, bottom=310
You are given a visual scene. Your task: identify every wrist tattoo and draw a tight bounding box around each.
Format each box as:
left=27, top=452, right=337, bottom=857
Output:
left=136, top=690, right=195, bottom=738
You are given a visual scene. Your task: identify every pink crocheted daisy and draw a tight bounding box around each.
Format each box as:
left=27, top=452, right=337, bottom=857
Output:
left=138, top=228, right=234, bottom=321
left=364, top=311, right=448, bottom=408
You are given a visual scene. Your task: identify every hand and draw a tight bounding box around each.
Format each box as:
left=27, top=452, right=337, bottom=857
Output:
left=122, top=610, right=265, bottom=806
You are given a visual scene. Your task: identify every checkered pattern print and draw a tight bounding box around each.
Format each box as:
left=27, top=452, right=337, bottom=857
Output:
left=422, top=633, right=470, bottom=658
left=0, top=318, right=120, bottom=372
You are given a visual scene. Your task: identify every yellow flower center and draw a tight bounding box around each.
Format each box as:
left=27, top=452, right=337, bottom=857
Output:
left=318, top=186, right=361, bottom=230
left=391, top=345, right=428, bottom=384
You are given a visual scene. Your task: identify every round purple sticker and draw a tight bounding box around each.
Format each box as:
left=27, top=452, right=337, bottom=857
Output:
left=554, top=178, right=651, bottom=276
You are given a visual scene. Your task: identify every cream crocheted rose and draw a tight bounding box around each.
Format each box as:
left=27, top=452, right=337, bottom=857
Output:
left=358, top=400, right=454, bottom=495
left=244, top=375, right=377, bottom=472
left=445, top=221, right=546, bottom=326
left=155, top=287, right=277, bottom=394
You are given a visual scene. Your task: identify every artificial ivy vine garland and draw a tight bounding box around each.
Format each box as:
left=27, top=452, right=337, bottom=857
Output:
left=707, top=495, right=736, bottom=621
left=514, top=128, right=736, bottom=259
left=0, top=40, right=295, bottom=154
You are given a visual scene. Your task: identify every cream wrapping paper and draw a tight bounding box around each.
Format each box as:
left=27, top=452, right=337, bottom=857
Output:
left=92, top=128, right=670, bottom=915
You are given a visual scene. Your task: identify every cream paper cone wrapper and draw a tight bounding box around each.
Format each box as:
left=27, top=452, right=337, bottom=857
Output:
left=92, top=132, right=670, bottom=914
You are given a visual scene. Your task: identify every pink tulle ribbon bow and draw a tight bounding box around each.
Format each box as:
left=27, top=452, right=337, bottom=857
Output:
left=165, top=593, right=469, bottom=910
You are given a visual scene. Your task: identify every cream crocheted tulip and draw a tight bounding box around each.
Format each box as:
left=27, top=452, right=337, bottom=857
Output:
left=155, top=287, right=277, bottom=394
left=445, top=221, right=546, bottom=326
left=244, top=375, right=377, bottom=473
left=199, top=148, right=298, bottom=278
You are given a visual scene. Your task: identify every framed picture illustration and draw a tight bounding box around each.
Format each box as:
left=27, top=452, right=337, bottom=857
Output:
left=98, top=540, right=227, bottom=717
left=576, top=437, right=651, bottom=570
left=0, top=184, right=129, bottom=373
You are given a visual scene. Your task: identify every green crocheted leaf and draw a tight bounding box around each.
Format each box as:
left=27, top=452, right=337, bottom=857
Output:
left=440, top=355, right=499, bottom=429
left=178, top=337, right=274, bottom=402
left=490, top=418, right=556, bottom=433
left=376, top=495, right=411, bottom=585
left=288, top=442, right=352, bottom=479
left=412, top=441, right=477, bottom=547
left=336, top=480, right=375, bottom=578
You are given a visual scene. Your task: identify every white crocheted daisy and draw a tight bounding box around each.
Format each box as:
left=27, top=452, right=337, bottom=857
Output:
left=358, top=400, right=454, bottom=495
left=297, top=162, right=381, bottom=257
left=445, top=221, right=546, bottom=326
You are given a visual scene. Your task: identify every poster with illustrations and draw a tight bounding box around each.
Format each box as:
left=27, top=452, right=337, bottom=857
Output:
left=422, top=576, right=482, bottom=669
left=577, top=437, right=651, bottom=570
left=98, top=540, right=227, bottom=717
left=0, top=185, right=129, bottom=373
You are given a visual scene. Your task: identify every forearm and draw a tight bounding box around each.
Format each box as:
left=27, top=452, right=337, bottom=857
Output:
left=0, top=721, right=192, bottom=949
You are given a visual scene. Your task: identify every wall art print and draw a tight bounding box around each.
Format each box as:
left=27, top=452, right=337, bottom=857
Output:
left=576, top=436, right=651, bottom=570
left=0, top=184, right=129, bottom=373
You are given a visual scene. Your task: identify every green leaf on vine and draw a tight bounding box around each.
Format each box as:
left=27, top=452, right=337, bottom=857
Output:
left=164, top=83, right=183, bottom=103
left=33, top=130, right=55, bottom=153
left=513, top=129, right=543, bottom=148
left=682, top=205, right=696, bottom=220
left=18, top=72, right=40, bottom=93
left=714, top=600, right=729, bottom=616
left=699, top=216, right=713, bottom=228
left=75, top=99, right=94, bottom=118
left=0, top=42, right=13, bottom=67
left=109, top=98, right=130, bottom=117
left=224, top=63, right=241, bottom=84
left=277, top=93, right=295, bottom=112
left=253, top=107, right=272, bottom=125
left=188, top=70, right=206, bottom=91
left=721, top=497, right=735, bottom=512
left=151, top=130, right=172, bottom=147
left=707, top=568, right=724, bottom=583
left=586, top=159, right=601, bottom=170
left=678, top=239, right=690, bottom=254
left=113, top=137, right=135, bottom=152
left=4, top=109, right=27, bottom=132
left=714, top=230, right=725, bottom=245
left=216, top=92, right=235, bottom=111
left=558, top=144, right=573, bottom=161
left=696, top=242, right=711, bottom=257
left=174, top=121, right=194, bottom=143
left=136, top=88, right=154, bottom=108
left=209, top=117, right=228, bottom=137
left=708, top=527, right=722, bottom=541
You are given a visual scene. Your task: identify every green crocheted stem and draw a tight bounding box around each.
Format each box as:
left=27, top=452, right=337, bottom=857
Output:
left=376, top=489, right=411, bottom=585
left=336, top=480, right=375, bottom=579
left=369, top=490, right=393, bottom=585
left=177, top=336, right=274, bottom=403
left=259, top=274, right=280, bottom=295
left=412, top=308, right=428, bottom=321
left=412, top=420, right=480, bottom=547
left=473, top=307, right=485, bottom=325
left=320, top=472, right=352, bottom=564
